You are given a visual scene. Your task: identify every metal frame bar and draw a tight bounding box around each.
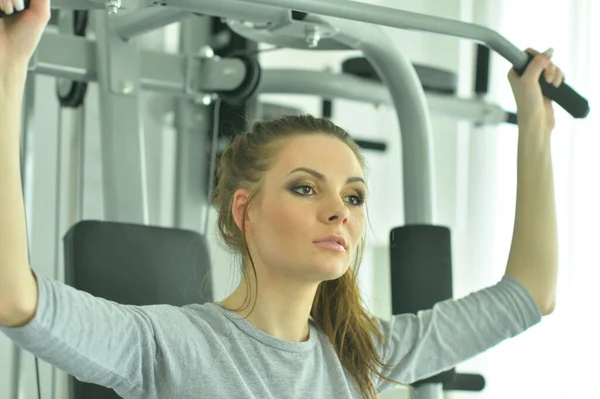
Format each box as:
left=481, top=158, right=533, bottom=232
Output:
left=30, top=33, right=508, bottom=124
left=234, top=0, right=529, bottom=68
left=153, top=0, right=290, bottom=25
left=128, top=0, right=530, bottom=68
left=32, top=32, right=246, bottom=98
left=52, top=13, right=88, bottom=398
left=173, top=15, right=214, bottom=234
left=94, top=11, right=149, bottom=224
left=259, top=69, right=511, bottom=125
left=113, top=6, right=191, bottom=39
left=51, top=0, right=530, bottom=71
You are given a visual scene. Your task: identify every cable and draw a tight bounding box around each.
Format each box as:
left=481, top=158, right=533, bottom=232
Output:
left=204, top=99, right=222, bottom=236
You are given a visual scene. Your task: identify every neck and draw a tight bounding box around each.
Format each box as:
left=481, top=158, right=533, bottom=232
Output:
left=220, top=272, right=319, bottom=343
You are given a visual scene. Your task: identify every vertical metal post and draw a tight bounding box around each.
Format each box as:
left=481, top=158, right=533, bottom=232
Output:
left=173, top=15, right=214, bottom=233
left=52, top=108, right=87, bottom=399
left=8, top=343, right=20, bottom=399
left=414, top=383, right=444, bottom=399
left=94, top=10, right=149, bottom=224
left=48, top=12, right=89, bottom=399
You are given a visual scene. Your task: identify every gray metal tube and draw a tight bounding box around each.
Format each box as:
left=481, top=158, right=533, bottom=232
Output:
left=35, top=33, right=246, bottom=98
left=260, top=69, right=390, bottom=104
left=94, top=12, right=149, bottom=224
left=114, top=7, right=191, bottom=40
left=50, top=0, right=105, bottom=10
left=166, top=0, right=290, bottom=25
left=414, top=383, right=444, bottom=399
left=259, top=69, right=509, bottom=124
left=235, top=0, right=529, bottom=68
left=173, top=15, right=213, bottom=234
left=322, top=17, right=436, bottom=224
left=226, top=16, right=353, bottom=50
left=9, top=344, right=20, bottom=399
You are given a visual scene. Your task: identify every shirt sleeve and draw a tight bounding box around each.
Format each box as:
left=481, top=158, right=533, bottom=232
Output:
left=0, top=271, right=169, bottom=398
left=374, top=274, right=542, bottom=391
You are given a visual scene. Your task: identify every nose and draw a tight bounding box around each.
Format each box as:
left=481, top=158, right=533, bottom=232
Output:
left=321, top=195, right=350, bottom=225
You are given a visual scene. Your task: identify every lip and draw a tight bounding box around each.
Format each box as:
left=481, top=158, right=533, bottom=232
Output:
left=314, top=241, right=346, bottom=252
left=313, top=235, right=347, bottom=250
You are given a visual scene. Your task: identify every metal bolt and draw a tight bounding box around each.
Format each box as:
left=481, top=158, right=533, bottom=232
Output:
left=305, top=26, right=321, bottom=49
left=105, top=0, right=121, bottom=15
left=200, top=94, right=219, bottom=106
left=199, top=46, right=214, bottom=59
left=120, top=81, right=134, bottom=94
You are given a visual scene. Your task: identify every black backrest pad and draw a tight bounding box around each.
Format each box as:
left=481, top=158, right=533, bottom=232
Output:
left=63, top=220, right=213, bottom=399
left=64, top=220, right=213, bottom=306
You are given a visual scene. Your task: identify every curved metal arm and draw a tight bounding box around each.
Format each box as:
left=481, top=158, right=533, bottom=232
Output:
left=167, top=0, right=291, bottom=25
left=259, top=69, right=510, bottom=124
left=236, top=0, right=528, bottom=66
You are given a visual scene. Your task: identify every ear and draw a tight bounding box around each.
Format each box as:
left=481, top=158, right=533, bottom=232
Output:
left=232, top=188, right=254, bottom=233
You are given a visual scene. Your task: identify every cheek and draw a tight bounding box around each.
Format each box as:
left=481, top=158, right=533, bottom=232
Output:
left=349, top=211, right=366, bottom=243
left=257, top=196, right=310, bottom=245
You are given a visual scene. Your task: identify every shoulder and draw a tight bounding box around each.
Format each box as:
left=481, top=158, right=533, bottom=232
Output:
left=139, top=301, right=235, bottom=336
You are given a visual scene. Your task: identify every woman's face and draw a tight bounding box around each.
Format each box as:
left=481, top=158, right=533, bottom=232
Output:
left=236, top=134, right=367, bottom=283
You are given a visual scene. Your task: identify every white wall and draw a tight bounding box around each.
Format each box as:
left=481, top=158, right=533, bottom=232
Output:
left=0, top=1, right=543, bottom=399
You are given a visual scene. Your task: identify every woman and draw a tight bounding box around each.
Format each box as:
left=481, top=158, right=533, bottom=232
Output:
left=0, top=1, right=562, bottom=398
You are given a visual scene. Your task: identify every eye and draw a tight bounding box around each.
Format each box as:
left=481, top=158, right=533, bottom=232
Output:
left=345, top=195, right=365, bottom=207
left=291, top=184, right=366, bottom=206
left=291, top=185, right=316, bottom=196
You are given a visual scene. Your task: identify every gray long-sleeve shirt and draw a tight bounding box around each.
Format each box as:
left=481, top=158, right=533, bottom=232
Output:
left=1, top=273, right=541, bottom=398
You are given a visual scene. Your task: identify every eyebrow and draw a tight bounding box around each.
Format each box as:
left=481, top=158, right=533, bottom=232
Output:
left=287, top=167, right=366, bottom=185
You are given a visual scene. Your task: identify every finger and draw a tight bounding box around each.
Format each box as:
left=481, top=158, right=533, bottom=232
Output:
left=13, top=0, right=25, bottom=12
left=507, top=67, right=518, bottom=82
left=544, top=64, right=557, bottom=84
left=522, top=52, right=553, bottom=83
left=527, top=47, right=555, bottom=58
left=552, top=68, right=564, bottom=88
left=1, top=0, right=15, bottom=14
left=28, top=0, right=52, bottom=18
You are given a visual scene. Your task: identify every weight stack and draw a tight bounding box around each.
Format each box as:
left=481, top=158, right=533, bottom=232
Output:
left=389, top=225, right=455, bottom=387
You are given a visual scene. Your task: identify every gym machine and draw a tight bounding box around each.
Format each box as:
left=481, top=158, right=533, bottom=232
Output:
left=3, top=1, right=590, bottom=399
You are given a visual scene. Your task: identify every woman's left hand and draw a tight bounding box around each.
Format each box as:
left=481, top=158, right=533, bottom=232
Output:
left=507, top=48, right=565, bottom=137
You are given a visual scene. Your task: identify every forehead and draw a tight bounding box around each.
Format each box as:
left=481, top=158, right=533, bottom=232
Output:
left=272, top=135, right=364, bottom=178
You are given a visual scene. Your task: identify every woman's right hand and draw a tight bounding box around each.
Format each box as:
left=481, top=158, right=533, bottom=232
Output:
left=0, top=0, right=51, bottom=72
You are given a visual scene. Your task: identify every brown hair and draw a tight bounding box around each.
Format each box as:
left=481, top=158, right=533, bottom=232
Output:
left=212, top=114, right=402, bottom=398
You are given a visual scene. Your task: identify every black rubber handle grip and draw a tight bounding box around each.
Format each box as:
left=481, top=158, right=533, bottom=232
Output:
left=443, top=373, right=486, bottom=392
left=0, top=0, right=31, bottom=18
left=514, top=52, right=590, bottom=118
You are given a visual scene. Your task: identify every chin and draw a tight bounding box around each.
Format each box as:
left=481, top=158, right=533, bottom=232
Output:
left=308, top=260, right=350, bottom=282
